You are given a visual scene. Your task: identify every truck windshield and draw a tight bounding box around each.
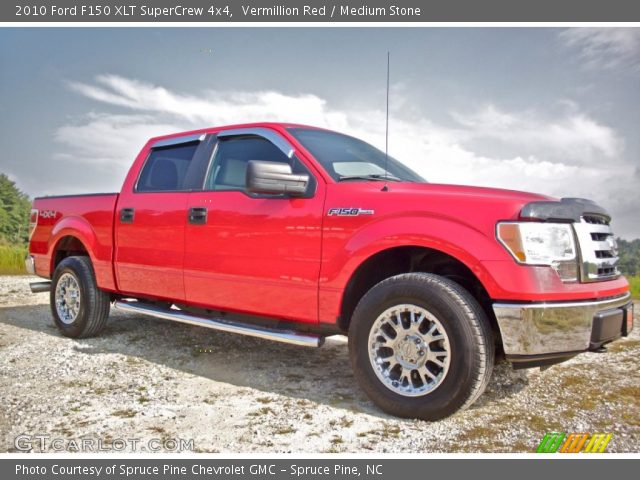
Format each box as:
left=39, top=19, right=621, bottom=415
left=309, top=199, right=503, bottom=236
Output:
left=288, top=128, right=426, bottom=183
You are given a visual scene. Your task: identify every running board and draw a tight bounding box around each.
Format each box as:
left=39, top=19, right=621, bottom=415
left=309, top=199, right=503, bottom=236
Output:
left=112, top=299, right=324, bottom=348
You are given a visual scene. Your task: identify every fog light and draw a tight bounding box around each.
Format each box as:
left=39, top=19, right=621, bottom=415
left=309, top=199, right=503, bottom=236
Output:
left=551, top=260, right=579, bottom=283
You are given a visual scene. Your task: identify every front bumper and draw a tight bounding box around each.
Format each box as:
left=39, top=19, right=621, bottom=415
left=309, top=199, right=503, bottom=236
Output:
left=494, top=293, right=633, bottom=368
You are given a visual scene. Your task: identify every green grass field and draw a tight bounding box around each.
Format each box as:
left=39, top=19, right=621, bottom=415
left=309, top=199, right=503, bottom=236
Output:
left=0, top=245, right=28, bottom=275
left=628, top=275, right=640, bottom=300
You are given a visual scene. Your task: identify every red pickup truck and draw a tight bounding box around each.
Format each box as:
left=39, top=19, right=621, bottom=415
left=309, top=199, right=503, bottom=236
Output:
left=27, top=122, right=633, bottom=420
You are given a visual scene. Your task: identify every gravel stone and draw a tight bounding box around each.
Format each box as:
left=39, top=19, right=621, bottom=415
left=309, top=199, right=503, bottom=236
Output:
left=0, top=275, right=638, bottom=453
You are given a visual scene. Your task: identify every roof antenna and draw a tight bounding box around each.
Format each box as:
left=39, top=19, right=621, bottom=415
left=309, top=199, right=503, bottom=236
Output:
left=382, top=51, right=390, bottom=192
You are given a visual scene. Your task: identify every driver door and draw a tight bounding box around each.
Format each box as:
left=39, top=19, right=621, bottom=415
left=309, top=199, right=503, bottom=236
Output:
left=184, top=130, right=325, bottom=323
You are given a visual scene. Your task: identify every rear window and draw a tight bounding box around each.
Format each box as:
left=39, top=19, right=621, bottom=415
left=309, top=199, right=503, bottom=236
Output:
left=136, top=142, right=199, bottom=192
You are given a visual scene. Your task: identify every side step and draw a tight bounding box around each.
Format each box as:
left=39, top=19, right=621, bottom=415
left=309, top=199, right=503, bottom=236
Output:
left=30, top=281, right=52, bottom=293
left=112, top=299, right=324, bottom=348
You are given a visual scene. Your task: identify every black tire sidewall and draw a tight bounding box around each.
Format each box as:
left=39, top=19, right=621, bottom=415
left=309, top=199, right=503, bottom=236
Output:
left=50, top=258, right=91, bottom=337
left=349, top=274, right=488, bottom=420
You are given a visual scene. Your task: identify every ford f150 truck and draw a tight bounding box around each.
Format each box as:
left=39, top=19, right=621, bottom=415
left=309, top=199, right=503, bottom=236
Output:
left=27, top=122, right=633, bottom=420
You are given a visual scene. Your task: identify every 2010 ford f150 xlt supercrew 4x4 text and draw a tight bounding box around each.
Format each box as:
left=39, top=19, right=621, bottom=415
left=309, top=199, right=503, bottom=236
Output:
left=26, top=123, right=633, bottom=420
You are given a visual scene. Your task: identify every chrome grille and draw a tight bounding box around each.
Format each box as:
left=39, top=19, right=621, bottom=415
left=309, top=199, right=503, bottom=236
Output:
left=573, top=215, right=620, bottom=282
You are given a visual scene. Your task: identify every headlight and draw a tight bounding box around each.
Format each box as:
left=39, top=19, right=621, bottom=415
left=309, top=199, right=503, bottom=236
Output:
left=496, top=222, right=578, bottom=282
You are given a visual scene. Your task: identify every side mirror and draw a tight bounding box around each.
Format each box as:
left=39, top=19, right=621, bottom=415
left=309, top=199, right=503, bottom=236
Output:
left=246, top=160, right=309, bottom=196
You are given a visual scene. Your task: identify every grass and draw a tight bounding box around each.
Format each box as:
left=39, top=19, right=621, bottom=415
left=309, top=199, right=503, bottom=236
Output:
left=0, top=244, right=27, bottom=275
left=628, top=275, right=640, bottom=299
left=608, top=339, right=640, bottom=353
left=274, top=426, right=297, bottom=435
left=247, top=407, right=275, bottom=417
left=112, top=409, right=137, bottom=418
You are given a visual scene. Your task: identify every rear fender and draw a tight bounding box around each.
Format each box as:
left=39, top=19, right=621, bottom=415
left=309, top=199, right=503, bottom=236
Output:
left=48, top=216, right=115, bottom=291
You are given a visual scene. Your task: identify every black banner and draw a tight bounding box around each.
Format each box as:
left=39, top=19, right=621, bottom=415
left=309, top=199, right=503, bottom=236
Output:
left=4, top=0, right=640, bottom=22
left=4, top=459, right=639, bottom=480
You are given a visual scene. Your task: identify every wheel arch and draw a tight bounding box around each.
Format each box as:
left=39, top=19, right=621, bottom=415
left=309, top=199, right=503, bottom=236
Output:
left=48, top=216, right=100, bottom=276
left=337, top=244, right=502, bottom=349
left=50, top=235, right=93, bottom=274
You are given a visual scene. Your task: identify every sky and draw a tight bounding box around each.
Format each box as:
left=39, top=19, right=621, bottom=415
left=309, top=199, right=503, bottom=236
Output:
left=0, top=27, right=638, bottom=237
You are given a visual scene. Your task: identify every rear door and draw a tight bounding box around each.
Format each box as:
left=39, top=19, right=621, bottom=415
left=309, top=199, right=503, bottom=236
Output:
left=115, top=134, right=214, bottom=301
left=184, top=128, right=325, bottom=323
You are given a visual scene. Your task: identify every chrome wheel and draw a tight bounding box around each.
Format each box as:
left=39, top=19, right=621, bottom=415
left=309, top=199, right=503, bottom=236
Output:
left=55, top=272, right=81, bottom=324
left=368, top=304, right=451, bottom=397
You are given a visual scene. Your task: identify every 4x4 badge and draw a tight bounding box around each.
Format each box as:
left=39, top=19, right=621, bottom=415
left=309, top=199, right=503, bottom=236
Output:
left=327, top=207, right=375, bottom=216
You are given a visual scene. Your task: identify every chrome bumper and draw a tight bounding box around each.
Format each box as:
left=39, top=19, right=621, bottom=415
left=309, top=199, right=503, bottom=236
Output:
left=493, top=293, right=632, bottom=357
left=25, top=255, right=35, bottom=275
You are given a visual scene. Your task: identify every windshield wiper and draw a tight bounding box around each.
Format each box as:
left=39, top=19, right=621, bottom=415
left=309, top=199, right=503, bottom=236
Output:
left=338, top=174, right=403, bottom=182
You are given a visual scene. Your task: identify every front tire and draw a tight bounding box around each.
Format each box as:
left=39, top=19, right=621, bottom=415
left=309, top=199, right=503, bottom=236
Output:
left=50, top=256, right=110, bottom=338
left=348, top=273, right=494, bottom=421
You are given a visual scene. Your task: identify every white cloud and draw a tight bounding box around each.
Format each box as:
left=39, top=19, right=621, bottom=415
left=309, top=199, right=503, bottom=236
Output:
left=559, top=28, right=640, bottom=72
left=68, top=75, right=350, bottom=127
left=451, top=104, right=621, bottom=163
left=54, top=75, right=639, bottom=237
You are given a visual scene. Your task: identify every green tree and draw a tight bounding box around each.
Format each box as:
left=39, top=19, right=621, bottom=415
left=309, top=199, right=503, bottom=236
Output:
left=0, top=173, right=31, bottom=245
left=617, top=237, right=640, bottom=276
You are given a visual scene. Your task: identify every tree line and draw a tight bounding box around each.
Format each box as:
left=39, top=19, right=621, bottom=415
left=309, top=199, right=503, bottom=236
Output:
left=618, top=238, right=640, bottom=276
left=0, top=173, right=31, bottom=245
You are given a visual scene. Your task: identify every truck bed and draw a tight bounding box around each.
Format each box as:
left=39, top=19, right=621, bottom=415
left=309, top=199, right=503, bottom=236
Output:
left=30, top=193, right=119, bottom=290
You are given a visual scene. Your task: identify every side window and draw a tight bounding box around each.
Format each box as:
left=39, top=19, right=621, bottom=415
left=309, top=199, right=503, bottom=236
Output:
left=136, top=142, right=199, bottom=192
left=206, top=136, right=301, bottom=191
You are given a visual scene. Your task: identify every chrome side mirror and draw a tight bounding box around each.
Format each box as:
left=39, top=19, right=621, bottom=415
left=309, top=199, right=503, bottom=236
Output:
left=246, top=161, right=309, bottom=196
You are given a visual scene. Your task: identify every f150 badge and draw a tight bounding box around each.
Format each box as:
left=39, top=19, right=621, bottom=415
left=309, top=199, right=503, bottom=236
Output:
left=327, top=207, right=375, bottom=216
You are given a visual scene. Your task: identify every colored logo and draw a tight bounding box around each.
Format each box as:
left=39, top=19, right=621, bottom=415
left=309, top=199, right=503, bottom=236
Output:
left=536, top=432, right=612, bottom=453
left=327, top=207, right=374, bottom=216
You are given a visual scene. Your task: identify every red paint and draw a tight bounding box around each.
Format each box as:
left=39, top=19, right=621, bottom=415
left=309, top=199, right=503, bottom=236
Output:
left=183, top=190, right=324, bottom=323
left=29, top=123, right=631, bottom=327
left=115, top=192, right=189, bottom=301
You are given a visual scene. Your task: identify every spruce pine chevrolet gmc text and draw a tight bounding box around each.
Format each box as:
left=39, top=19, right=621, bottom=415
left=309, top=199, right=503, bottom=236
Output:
left=26, top=123, right=633, bottom=420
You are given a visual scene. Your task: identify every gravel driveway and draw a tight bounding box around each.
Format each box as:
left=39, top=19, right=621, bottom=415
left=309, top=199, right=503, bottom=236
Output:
left=1, top=275, right=638, bottom=453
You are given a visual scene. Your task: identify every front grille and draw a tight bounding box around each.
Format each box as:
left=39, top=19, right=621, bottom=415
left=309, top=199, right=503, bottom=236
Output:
left=573, top=216, right=620, bottom=282
left=583, top=215, right=609, bottom=225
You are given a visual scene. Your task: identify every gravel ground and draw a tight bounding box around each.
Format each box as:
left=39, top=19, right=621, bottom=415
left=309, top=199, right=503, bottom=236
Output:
left=1, top=275, right=638, bottom=453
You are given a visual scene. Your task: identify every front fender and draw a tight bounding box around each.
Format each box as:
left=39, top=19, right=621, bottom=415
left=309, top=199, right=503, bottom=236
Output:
left=318, top=214, right=509, bottom=322
left=327, top=215, right=507, bottom=287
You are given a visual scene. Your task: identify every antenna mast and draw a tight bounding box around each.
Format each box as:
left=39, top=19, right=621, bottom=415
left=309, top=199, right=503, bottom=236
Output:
left=383, top=51, right=390, bottom=192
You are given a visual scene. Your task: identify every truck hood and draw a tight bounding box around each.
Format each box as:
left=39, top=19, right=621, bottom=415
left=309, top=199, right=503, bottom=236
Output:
left=397, top=182, right=554, bottom=204
left=340, top=182, right=556, bottom=239
left=397, top=182, right=555, bottom=238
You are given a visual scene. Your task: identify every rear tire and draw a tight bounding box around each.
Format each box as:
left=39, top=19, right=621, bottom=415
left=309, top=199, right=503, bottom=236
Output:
left=50, top=256, right=110, bottom=338
left=348, top=273, right=494, bottom=421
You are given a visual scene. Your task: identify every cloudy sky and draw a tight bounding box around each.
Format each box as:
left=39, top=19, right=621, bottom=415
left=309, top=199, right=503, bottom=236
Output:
left=0, top=27, right=638, bottom=237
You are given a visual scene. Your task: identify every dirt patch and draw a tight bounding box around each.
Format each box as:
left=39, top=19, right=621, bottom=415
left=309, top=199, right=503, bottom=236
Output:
left=0, top=275, right=638, bottom=453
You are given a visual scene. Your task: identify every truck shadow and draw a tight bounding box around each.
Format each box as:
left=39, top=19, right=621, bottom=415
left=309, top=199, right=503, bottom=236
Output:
left=0, top=303, right=529, bottom=420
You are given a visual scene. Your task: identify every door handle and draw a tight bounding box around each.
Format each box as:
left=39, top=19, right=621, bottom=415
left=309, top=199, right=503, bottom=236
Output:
left=120, top=208, right=135, bottom=223
left=188, top=207, right=208, bottom=225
